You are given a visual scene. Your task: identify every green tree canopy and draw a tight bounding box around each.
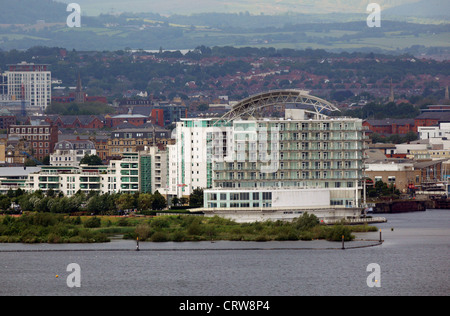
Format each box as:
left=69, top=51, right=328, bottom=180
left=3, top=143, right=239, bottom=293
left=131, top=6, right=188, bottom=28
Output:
left=80, top=154, right=103, bottom=166
left=189, top=188, right=204, bottom=208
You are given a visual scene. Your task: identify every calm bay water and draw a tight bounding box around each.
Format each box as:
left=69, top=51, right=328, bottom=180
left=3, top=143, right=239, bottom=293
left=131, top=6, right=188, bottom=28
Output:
left=0, top=210, right=449, bottom=296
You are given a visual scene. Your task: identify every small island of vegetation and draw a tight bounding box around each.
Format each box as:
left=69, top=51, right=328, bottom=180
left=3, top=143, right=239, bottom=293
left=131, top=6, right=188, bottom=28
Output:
left=0, top=212, right=377, bottom=244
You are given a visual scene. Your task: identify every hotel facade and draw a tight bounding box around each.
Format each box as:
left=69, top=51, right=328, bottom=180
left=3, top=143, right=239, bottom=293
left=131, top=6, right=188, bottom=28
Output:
left=209, top=110, right=366, bottom=208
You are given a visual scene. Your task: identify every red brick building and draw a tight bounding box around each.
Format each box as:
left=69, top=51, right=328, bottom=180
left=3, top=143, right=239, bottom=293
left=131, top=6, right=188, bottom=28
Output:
left=363, top=118, right=415, bottom=135
left=7, top=121, right=59, bottom=161
left=0, top=109, right=16, bottom=130
left=414, top=112, right=450, bottom=132
left=53, top=115, right=105, bottom=129
left=105, top=114, right=149, bottom=128
left=26, top=115, right=105, bottom=129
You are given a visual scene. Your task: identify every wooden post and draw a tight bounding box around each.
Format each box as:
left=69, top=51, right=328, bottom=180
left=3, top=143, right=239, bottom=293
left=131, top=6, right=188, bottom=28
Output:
left=341, top=235, right=345, bottom=250
left=379, top=230, right=382, bottom=242
left=136, top=237, right=140, bottom=251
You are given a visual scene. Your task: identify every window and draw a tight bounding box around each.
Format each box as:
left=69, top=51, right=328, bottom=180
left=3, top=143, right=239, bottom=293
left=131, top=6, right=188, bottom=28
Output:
left=240, top=193, right=249, bottom=200
left=262, top=192, right=272, bottom=200
left=230, top=193, right=239, bottom=200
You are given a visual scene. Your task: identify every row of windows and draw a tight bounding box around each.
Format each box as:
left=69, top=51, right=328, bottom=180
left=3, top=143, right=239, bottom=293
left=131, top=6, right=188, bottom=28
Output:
left=208, top=192, right=272, bottom=201
left=10, top=127, right=50, bottom=134
left=208, top=202, right=272, bottom=208
left=33, top=142, right=49, bottom=148
left=215, top=181, right=355, bottom=188
left=257, top=122, right=358, bottom=131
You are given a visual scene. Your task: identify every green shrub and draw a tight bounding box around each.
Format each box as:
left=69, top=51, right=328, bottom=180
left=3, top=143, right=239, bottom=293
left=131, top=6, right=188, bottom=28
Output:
left=275, top=231, right=299, bottom=241
left=187, top=218, right=202, bottom=235
left=255, top=234, right=270, bottom=242
left=135, top=224, right=153, bottom=241
left=326, top=225, right=354, bottom=241
left=298, top=231, right=314, bottom=241
left=117, top=217, right=129, bottom=227
left=151, top=231, right=168, bottom=242
left=47, top=233, right=62, bottom=243
left=83, top=217, right=101, bottom=228
left=171, top=230, right=186, bottom=242
left=150, top=216, right=171, bottom=229
left=293, top=212, right=320, bottom=231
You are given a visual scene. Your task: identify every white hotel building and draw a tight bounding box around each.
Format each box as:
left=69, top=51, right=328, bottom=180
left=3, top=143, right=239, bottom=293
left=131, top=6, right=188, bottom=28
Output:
left=171, top=91, right=367, bottom=220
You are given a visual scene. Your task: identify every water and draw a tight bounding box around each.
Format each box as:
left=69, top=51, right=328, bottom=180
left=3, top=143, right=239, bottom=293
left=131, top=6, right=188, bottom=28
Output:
left=0, top=210, right=449, bottom=296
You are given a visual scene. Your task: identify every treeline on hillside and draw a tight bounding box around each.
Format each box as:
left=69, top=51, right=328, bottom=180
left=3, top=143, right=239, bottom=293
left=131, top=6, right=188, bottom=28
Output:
left=2, top=46, right=447, bottom=91
left=370, top=132, right=418, bottom=144
left=341, top=101, right=421, bottom=119
left=45, top=102, right=115, bottom=115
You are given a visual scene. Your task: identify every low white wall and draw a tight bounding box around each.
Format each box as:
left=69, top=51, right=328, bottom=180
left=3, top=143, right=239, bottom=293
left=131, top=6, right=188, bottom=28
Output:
left=272, top=189, right=330, bottom=208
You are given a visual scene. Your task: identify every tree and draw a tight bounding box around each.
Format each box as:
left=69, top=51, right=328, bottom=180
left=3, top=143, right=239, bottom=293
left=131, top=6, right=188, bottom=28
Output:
left=86, top=194, right=103, bottom=215
left=80, top=154, right=103, bottom=166
left=151, top=191, right=167, bottom=211
left=0, top=195, right=11, bottom=211
left=180, top=197, right=189, bottom=206
left=42, top=155, right=50, bottom=165
left=189, top=188, right=204, bottom=208
left=293, top=212, right=319, bottom=231
left=116, top=193, right=135, bottom=211
left=171, top=197, right=180, bottom=208
left=137, top=193, right=153, bottom=211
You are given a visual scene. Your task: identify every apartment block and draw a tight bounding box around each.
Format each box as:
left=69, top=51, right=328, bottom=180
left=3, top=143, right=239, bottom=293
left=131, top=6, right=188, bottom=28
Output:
left=139, top=146, right=169, bottom=195
left=25, top=150, right=172, bottom=197
left=210, top=111, right=366, bottom=207
left=173, top=118, right=232, bottom=197
left=4, top=62, right=51, bottom=110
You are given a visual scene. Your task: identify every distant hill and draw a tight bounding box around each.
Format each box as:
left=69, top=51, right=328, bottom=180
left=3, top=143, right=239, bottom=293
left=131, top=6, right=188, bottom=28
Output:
left=384, top=0, right=450, bottom=18
left=1, top=0, right=440, bottom=25
left=54, top=0, right=417, bottom=16
left=0, top=0, right=67, bottom=24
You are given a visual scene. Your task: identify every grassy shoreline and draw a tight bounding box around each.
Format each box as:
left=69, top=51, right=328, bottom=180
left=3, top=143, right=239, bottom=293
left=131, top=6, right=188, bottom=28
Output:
left=0, top=212, right=378, bottom=244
